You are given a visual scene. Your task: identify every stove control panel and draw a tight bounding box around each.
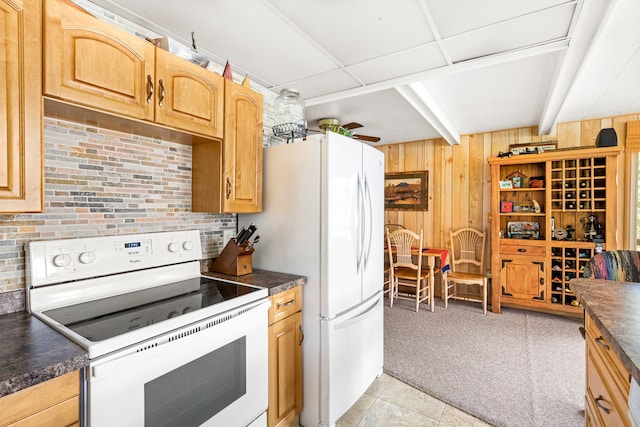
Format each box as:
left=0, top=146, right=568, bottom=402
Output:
left=114, top=239, right=152, bottom=257
left=27, top=230, right=203, bottom=287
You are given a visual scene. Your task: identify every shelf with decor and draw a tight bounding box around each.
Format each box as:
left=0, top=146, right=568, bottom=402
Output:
left=489, top=146, right=620, bottom=315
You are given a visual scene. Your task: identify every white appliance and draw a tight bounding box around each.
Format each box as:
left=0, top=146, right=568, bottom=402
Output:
left=27, top=230, right=270, bottom=427
left=241, top=131, right=384, bottom=427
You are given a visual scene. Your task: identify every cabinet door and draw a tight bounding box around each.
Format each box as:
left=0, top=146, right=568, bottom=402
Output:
left=44, top=0, right=155, bottom=121
left=0, top=0, right=43, bottom=212
left=500, top=257, right=545, bottom=300
left=223, top=81, right=263, bottom=213
left=268, top=311, right=302, bottom=427
left=154, top=48, right=224, bottom=139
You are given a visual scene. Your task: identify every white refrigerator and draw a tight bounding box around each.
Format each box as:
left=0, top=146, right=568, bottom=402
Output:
left=240, top=131, right=384, bottom=427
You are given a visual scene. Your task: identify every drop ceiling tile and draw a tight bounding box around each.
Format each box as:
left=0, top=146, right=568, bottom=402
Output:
left=347, top=44, right=447, bottom=85
left=97, top=0, right=338, bottom=85
left=289, top=70, right=362, bottom=100
left=306, top=89, right=439, bottom=144
left=423, top=52, right=560, bottom=134
left=442, top=4, right=574, bottom=63
left=270, top=0, right=435, bottom=65
left=426, top=0, right=570, bottom=38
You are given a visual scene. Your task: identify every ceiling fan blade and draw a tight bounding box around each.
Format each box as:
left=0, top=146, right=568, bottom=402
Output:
left=353, top=134, right=381, bottom=143
left=342, top=122, right=363, bottom=130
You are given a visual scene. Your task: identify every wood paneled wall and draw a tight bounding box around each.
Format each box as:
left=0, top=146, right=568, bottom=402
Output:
left=378, top=113, right=640, bottom=254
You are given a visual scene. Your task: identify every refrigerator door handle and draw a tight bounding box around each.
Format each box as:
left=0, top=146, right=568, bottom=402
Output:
left=360, top=173, right=366, bottom=270
left=334, top=295, right=380, bottom=330
left=356, top=175, right=364, bottom=271
left=363, top=175, right=373, bottom=269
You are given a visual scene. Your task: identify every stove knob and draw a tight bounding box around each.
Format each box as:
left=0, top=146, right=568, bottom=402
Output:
left=79, top=251, right=96, bottom=264
left=168, top=242, right=180, bottom=253
left=53, top=254, right=71, bottom=267
left=182, top=241, right=194, bottom=251
left=167, top=310, right=179, bottom=318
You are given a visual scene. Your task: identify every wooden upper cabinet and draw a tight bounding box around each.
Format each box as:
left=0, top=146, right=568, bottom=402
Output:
left=222, top=81, right=263, bottom=213
left=43, top=0, right=223, bottom=139
left=44, top=0, right=155, bottom=121
left=0, top=0, right=43, bottom=213
left=154, top=48, right=223, bottom=139
left=192, top=80, right=263, bottom=213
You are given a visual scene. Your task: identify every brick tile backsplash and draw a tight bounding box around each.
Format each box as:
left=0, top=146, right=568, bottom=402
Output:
left=0, top=117, right=236, bottom=295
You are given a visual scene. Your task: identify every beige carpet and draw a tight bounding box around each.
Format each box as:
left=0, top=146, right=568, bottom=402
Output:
left=383, top=299, right=585, bottom=427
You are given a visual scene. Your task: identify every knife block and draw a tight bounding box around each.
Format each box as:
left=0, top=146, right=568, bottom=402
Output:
left=211, top=239, right=254, bottom=276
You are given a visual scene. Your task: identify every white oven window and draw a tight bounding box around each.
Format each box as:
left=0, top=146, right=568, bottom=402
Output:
left=145, top=337, right=247, bottom=427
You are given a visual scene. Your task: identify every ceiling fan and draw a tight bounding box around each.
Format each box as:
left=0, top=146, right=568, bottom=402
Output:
left=313, top=118, right=381, bottom=143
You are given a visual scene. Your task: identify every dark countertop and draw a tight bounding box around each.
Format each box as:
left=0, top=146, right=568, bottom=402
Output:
left=570, top=278, right=640, bottom=384
left=203, top=268, right=307, bottom=296
left=0, top=311, right=88, bottom=398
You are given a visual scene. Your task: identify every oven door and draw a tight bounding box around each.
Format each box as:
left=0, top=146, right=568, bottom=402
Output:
left=87, top=299, right=269, bottom=427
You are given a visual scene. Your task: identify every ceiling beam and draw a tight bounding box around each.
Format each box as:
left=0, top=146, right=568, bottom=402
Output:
left=396, top=83, right=460, bottom=145
left=538, top=0, right=620, bottom=134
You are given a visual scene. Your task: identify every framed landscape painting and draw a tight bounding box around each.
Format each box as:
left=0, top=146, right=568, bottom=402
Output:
left=384, top=171, right=428, bottom=210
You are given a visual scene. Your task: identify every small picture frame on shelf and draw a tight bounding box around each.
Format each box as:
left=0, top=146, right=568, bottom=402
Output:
left=511, top=176, right=525, bottom=188
left=499, top=180, right=513, bottom=189
left=500, top=201, right=514, bottom=213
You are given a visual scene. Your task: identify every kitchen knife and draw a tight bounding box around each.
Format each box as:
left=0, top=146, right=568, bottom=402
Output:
left=237, top=223, right=256, bottom=244
left=246, top=234, right=260, bottom=251
left=235, top=225, right=247, bottom=242
left=243, top=224, right=257, bottom=243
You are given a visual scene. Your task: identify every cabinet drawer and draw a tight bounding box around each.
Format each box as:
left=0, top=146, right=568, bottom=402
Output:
left=269, top=286, right=302, bottom=325
left=586, top=315, right=631, bottom=392
left=0, top=370, right=80, bottom=426
left=10, top=396, right=79, bottom=427
left=586, top=344, right=630, bottom=427
left=500, top=244, right=546, bottom=257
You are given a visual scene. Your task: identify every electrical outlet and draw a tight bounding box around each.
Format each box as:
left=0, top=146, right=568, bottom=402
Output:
left=223, top=229, right=235, bottom=245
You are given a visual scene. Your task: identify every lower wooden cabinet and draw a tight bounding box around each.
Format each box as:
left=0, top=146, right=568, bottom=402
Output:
left=585, top=314, right=631, bottom=427
left=268, top=287, right=303, bottom=427
left=0, top=370, right=81, bottom=427
left=499, top=243, right=546, bottom=307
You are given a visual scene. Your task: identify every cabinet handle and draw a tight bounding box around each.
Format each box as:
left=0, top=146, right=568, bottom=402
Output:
left=594, top=395, right=612, bottom=414
left=158, top=79, right=165, bottom=107
left=539, top=277, right=544, bottom=285
left=146, top=75, right=154, bottom=103
left=299, top=325, right=304, bottom=345
left=517, top=248, right=526, bottom=253
left=595, top=336, right=610, bottom=351
left=226, top=178, right=232, bottom=199
left=277, top=299, right=295, bottom=308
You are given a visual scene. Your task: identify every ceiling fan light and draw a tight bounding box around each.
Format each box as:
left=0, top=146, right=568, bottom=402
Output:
left=318, top=118, right=341, bottom=131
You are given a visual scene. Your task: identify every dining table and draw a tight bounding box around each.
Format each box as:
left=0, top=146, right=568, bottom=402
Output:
left=385, top=245, right=450, bottom=311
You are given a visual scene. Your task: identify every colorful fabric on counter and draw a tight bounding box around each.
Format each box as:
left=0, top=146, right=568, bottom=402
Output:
left=584, top=250, right=640, bottom=282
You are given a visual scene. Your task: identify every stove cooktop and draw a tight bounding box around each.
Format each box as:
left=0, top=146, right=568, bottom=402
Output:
left=43, top=277, right=262, bottom=342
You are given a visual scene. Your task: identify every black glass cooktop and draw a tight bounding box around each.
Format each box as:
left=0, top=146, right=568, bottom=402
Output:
left=43, top=277, right=262, bottom=342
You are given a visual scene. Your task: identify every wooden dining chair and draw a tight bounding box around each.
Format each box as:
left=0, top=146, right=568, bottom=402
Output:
left=444, top=227, right=488, bottom=314
left=386, top=228, right=433, bottom=312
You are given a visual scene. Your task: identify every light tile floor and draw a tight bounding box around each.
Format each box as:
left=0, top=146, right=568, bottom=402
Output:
left=335, top=373, right=491, bottom=427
